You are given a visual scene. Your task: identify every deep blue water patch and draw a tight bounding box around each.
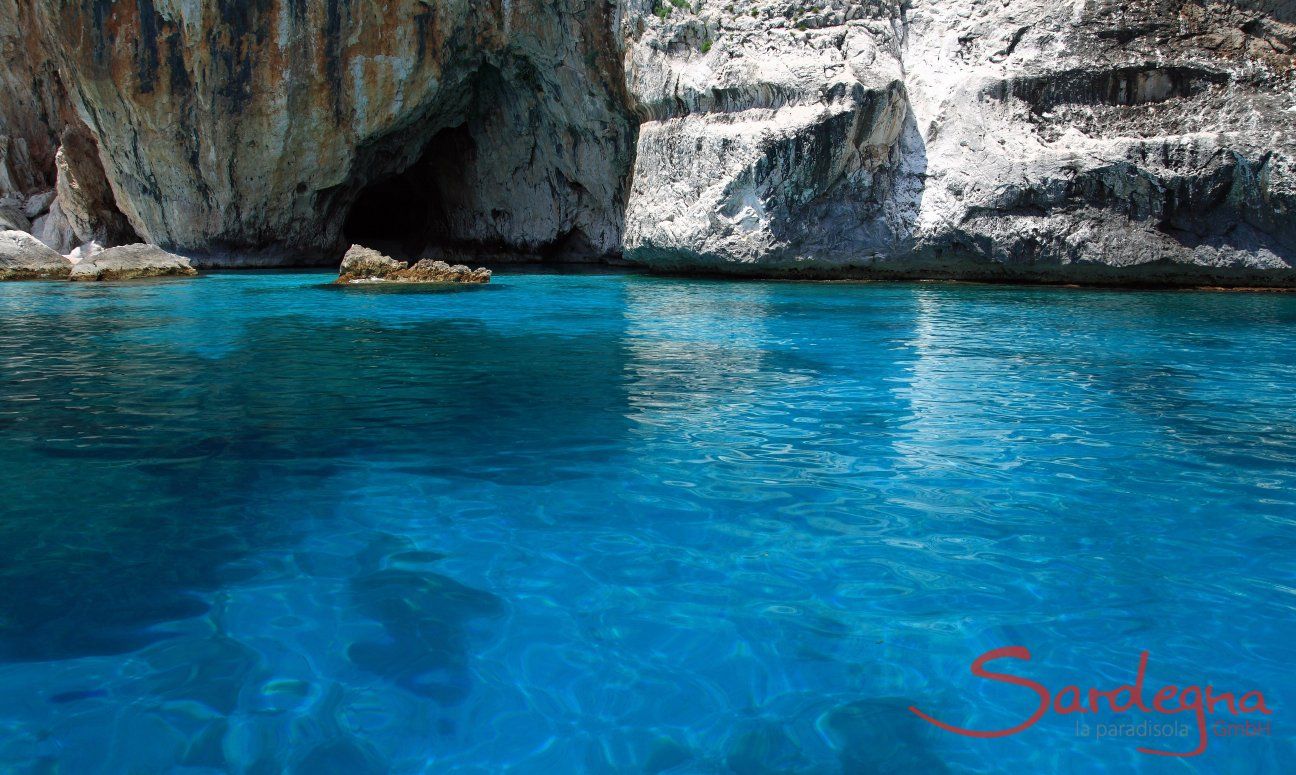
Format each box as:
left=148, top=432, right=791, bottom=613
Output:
left=0, top=271, right=1292, bottom=772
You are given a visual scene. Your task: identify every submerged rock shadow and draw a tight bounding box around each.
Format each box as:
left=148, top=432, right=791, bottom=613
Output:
left=346, top=567, right=504, bottom=703
left=0, top=298, right=634, bottom=661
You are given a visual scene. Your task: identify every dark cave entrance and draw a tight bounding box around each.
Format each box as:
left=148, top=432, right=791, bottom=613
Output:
left=341, top=124, right=476, bottom=262
left=338, top=58, right=633, bottom=266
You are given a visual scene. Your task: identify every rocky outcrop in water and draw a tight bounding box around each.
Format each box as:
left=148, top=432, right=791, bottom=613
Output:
left=68, top=244, right=195, bottom=281
left=0, top=229, right=70, bottom=279
left=337, top=245, right=490, bottom=284
left=0, top=1, right=1293, bottom=285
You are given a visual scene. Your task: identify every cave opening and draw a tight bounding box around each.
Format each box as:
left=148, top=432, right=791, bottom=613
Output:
left=337, top=56, right=634, bottom=266
left=341, top=124, right=475, bottom=262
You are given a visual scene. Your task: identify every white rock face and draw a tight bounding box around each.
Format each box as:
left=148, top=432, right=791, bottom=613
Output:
left=68, top=243, right=196, bottom=281
left=621, top=1, right=918, bottom=270
left=65, top=240, right=104, bottom=264
left=0, top=228, right=71, bottom=279
left=619, top=0, right=1296, bottom=284
left=30, top=197, right=76, bottom=254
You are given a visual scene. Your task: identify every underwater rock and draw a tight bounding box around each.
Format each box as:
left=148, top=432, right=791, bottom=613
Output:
left=68, top=243, right=196, bottom=281
left=0, top=228, right=70, bottom=279
left=336, top=245, right=490, bottom=285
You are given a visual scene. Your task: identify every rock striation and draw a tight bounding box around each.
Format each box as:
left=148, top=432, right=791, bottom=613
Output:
left=68, top=243, right=196, bottom=281
left=621, top=1, right=919, bottom=272
left=0, top=0, right=1293, bottom=285
left=0, top=229, right=70, bottom=279
left=336, top=245, right=490, bottom=284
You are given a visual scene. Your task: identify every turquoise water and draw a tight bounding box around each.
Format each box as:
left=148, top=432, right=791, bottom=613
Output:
left=0, top=270, right=1292, bottom=773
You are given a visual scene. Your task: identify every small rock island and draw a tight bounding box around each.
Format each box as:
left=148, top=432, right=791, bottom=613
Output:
left=336, top=245, right=491, bottom=285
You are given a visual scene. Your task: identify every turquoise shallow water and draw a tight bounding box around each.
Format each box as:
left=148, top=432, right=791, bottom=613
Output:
left=0, top=270, right=1293, bottom=773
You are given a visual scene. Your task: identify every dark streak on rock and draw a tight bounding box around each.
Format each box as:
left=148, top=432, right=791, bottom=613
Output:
left=324, top=0, right=348, bottom=123
left=213, top=0, right=272, bottom=114
left=136, top=0, right=160, bottom=94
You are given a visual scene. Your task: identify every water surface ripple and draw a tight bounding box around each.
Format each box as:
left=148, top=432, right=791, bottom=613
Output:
left=0, top=272, right=1292, bottom=772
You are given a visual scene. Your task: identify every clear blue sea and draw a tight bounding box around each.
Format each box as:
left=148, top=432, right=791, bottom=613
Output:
left=0, top=270, right=1292, bottom=773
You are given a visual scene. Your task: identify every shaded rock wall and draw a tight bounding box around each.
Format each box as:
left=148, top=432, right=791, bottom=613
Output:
left=54, top=123, right=138, bottom=247
left=0, top=0, right=68, bottom=195
left=12, top=0, right=637, bottom=264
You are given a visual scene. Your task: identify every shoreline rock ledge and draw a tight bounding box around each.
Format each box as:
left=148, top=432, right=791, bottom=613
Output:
left=68, top=244, right=197, bottom=281
left=0, top=230, right=72, bottom=280
left=336, top=245, right=491, bottom=285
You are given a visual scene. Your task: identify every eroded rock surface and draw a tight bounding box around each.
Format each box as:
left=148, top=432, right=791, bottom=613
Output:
left=621, top=1, right=918, bottom=271
left=338, top=245, right=406, bottom=281
left=12, top=0, right=636, bottom=265
left=69, top=243, right=196, bottom=281
left=621, top=0, right=1296, bottom=284
left=30, top=197, right=75, bottom=254
left=0, top=229, right=70, bottom=279
left=0, top=0, right=68, bottom=195
left=337, top=245, right=490, bottom=284
left=897, top=0, right=1296, bottom=285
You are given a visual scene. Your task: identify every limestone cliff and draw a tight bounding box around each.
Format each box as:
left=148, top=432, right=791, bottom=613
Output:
left=624, top=0, right=1296, bottom=284
left=8, top=0, right=637, bottom=265
left=621, top=0, right=919, bottom=271
left=0, top=0, right=67, bottom=195
left=0, top=0, right=1293, bottom=284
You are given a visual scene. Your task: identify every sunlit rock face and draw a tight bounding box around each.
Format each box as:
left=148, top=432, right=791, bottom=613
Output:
left=0, top=0, right=1293, bottom=283
left=620, top=0, right=923, bottom=271
left=13, top=0, right=637, bottom=264
left=898, top=0, right=1296, bottom=285
left=620, top=0, right=1296, bottom=284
